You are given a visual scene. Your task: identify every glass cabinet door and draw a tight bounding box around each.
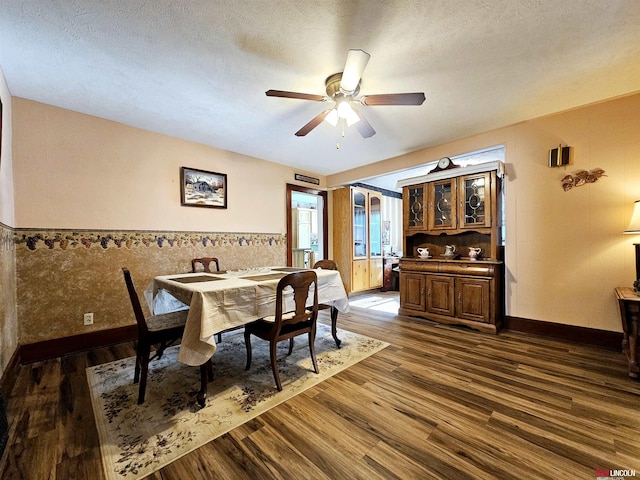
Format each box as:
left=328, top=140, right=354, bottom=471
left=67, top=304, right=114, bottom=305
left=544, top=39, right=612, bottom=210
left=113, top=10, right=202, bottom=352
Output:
left=405, top=185, right=426, bottom=230
left=369, top=195, right=382, bottom=257
left=459, top=173, right=491, bottom=228
left=352, top=190, right=367, bottom=258
left=429, top=179, right=456, bottom=230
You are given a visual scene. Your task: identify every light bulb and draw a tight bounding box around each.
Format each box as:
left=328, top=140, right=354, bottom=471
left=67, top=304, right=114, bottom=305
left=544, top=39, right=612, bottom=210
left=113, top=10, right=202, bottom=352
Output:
left=337, top=101, right=360, bottom=126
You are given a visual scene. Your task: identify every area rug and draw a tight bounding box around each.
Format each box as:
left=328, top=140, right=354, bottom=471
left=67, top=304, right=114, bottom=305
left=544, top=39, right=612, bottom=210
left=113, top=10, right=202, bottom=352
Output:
left=87, top=323, right=388, bottom=480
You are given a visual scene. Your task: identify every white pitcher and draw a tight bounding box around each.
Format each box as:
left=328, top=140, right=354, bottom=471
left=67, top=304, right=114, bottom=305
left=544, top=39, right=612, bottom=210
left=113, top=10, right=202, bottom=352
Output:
left=444, top=245, right=456, bottom=256
left=468, top=247, right=482, bottom=260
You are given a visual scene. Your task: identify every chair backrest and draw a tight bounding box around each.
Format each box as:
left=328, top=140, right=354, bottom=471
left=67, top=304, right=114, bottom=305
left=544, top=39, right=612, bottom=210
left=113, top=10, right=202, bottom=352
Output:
left=313, top=259, right=338, bottom=271
left=274, top=271, right=318, bottom=329
left=192, top=257, right=220, bottom=273
left=122, top=268, right=149, bottom=336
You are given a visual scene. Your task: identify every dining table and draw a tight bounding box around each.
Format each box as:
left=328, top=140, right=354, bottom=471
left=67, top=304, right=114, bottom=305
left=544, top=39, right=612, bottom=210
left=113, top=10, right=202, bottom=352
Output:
left=147, top=266, right=350, bottom=403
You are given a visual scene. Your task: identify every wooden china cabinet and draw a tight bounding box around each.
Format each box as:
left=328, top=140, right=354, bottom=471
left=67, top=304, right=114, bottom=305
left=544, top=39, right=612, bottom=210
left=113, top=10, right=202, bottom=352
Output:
left=333, top=186, right=383, bottom=293
left=398, top=161, right=504, bottom=333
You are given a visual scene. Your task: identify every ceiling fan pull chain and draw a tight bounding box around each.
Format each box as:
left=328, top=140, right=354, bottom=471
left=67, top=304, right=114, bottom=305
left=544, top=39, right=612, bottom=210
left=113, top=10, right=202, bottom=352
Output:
left=336, top=117, right=347, bottom=149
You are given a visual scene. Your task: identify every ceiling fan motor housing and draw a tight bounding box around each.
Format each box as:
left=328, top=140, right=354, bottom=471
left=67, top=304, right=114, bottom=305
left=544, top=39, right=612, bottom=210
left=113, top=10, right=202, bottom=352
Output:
left=325, top=72, right=360, bottom=98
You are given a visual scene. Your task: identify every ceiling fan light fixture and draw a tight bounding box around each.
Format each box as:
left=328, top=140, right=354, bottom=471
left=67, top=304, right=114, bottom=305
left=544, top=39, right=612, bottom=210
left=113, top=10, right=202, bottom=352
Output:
left=337, top=101, right=360, bottom=126
left=325, top=108, right=339, bottom=127
left=267, top=49, right=424, bottom=138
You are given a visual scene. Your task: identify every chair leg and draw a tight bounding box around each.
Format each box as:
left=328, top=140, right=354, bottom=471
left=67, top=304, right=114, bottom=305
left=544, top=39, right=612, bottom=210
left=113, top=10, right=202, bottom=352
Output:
left=331, top=306, right=342, bottom=348
left=308, top=329, right=319, bottom=374
left=217, top=333, right=222, bottom=343
left=137, top=343, right=151, bottom=404
left=287, top=337, right=294, bottom=355
left=270, top=340, right=282, bottom=391
left=133, top=347, right=141, bottom=384
left=244, top=329, right=252, bottom=370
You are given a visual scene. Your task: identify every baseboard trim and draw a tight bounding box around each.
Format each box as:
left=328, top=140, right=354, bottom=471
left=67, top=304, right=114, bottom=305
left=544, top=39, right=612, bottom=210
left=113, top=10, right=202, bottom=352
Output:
left=19, top=325, right=137, bottom=364
left=504, top=315, right=622, bottom=351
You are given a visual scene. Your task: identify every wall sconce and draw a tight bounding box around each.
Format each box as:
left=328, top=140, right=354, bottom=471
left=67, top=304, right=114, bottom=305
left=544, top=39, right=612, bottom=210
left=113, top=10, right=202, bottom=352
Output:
left=549, top=144, right=571, bottom=167
left=561, top=168, right=606, bottom=191
left=623, top=200, right=640, bottom=290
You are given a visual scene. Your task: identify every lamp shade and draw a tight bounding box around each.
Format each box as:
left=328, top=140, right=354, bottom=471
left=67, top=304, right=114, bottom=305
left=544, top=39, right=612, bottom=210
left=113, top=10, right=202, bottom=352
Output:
left=624, top=200, right=640, bottom=233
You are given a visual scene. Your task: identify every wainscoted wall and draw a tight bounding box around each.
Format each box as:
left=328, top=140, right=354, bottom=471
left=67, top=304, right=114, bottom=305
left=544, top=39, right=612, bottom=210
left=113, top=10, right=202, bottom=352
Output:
left=15, top=228, right=285, bottom=344
left=0, top=224, right=17, bottom=376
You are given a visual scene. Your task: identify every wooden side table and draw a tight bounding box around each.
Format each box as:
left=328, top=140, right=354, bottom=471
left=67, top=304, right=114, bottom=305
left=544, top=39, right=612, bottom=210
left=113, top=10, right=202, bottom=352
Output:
left=381, top=257, right=399, bottom=291
left=615, top=287, right=640, bottom=378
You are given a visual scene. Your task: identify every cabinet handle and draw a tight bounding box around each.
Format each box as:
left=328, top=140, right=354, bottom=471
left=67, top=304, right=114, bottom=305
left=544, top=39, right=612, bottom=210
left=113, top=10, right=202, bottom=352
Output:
left=427, top=289, right=431, bottom=297
left=458, top=292, right=462, bottom=300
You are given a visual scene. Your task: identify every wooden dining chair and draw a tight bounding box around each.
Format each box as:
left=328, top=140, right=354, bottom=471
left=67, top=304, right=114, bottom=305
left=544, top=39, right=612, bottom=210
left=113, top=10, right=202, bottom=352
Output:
left=191, top=257, right=220, bottom=273
left=123, top=268, right=211, bottom=405
left=244, top=270, right=319, bottom=391
left=313, top=259, right=342, bottom=347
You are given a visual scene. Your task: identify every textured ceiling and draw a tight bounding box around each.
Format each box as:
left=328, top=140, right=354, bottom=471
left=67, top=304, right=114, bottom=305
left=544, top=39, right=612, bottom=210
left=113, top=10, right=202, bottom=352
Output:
left=1, top=0, right=639, bottom=179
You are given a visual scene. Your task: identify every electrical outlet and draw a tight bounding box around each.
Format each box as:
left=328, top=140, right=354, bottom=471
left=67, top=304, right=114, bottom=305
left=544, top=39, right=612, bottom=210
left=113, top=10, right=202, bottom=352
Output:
left=83, top=312, right=94, bottom=326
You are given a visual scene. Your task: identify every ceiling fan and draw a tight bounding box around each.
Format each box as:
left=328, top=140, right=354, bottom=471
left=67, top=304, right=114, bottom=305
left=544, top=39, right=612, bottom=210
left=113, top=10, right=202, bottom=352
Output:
left=266, top=49, right=426, bottom=140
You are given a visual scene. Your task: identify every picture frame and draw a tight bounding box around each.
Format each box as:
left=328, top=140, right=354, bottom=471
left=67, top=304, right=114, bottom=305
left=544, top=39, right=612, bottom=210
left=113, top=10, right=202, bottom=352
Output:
left=382, top=220, right=391, bottom=245
left=180, top=167, right=227, bottom=209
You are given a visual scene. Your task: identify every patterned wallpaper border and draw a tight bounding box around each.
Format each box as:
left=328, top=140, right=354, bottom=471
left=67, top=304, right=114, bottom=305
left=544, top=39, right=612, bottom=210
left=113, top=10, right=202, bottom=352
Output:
left=1, top=224, right=14, bottom=252
left=12, top=228, right=286, bottom=251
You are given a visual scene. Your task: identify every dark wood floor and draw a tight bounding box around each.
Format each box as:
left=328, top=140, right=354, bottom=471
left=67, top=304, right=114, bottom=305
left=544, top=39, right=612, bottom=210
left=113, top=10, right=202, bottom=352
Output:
left=2, top=294, right=640, bottom=479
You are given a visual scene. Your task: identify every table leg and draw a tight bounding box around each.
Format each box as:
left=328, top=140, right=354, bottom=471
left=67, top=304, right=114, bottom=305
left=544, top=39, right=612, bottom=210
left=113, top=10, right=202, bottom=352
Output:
left=628, top=314, right=639, bottom=379
left=197, top=360, right=213, bottom=407
left=331, top=306, right=341, bottom=348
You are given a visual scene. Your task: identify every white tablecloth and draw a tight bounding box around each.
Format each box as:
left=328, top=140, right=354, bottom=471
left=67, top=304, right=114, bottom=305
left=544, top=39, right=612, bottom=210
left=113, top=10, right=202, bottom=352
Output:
left=148, top=268, right=350, bottom=366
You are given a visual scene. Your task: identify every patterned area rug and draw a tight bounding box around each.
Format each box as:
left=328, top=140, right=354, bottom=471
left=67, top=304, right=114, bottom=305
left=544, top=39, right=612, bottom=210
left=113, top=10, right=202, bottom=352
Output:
left=87, top=323, right=388, bottom=480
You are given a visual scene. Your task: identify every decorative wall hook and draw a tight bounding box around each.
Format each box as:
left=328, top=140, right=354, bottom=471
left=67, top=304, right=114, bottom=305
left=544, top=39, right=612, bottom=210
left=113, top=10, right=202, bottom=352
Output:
left=561, top=168, right=606, bottom=191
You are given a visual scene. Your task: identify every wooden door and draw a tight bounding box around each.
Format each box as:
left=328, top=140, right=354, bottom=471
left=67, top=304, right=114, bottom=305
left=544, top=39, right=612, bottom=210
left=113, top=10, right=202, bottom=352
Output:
left=369, top=258, right=383, bottom=288
left=400, top=273, right=425, bottom=311
left=426, top=275, right=455, bottom=316
left=455, top=277, right=490, bottom=323
left=351, top=259, right=369, bottom=292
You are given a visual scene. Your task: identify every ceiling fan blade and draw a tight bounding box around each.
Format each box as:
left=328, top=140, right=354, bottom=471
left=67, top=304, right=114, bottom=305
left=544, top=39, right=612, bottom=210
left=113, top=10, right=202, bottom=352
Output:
left=266, top=90, right=326, bottom=102
left=339, top=49, right=370, bottom=94
left=295, top=110, right=331, bottom=136
left=353, top=110, right=376, bottom=138
left=360, top=92, right=426, bottom=106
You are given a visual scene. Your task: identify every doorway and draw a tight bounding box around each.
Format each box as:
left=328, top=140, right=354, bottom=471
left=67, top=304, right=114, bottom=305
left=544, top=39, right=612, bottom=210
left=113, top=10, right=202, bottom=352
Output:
left=286, top=184, right=328, bottom=268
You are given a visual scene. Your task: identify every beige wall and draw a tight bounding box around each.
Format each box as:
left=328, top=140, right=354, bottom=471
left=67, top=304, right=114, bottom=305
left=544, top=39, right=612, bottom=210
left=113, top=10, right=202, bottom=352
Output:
left=0, top=64, right=18, bottom=379
left=329, top=92, right=640, bottom=332
left=12, top=98, right=326, bottom=231
left=9, top=99, right=324, bottom=346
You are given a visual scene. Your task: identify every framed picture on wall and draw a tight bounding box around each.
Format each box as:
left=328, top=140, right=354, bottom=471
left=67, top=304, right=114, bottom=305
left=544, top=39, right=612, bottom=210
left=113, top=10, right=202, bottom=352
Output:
left=180, top=167, right=227, bottom=209
left=382, top=220, right=391, bottom=245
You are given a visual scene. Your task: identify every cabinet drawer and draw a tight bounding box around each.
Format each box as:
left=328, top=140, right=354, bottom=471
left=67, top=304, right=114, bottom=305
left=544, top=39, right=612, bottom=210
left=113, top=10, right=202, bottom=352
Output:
left=399, top=260, right=440, bottom=273
left=439, top=262, right=494, bottom=276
